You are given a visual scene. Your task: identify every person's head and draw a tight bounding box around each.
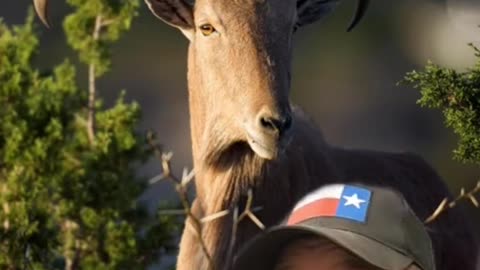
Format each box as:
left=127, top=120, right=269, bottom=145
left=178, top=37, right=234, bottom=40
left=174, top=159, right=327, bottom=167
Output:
left=273, top=235, right=422, bottom=270
left=232, top=184, right=435, bottom=270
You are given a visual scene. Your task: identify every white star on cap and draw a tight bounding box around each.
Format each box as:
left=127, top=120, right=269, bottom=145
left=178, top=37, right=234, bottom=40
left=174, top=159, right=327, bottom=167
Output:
left=343, top=193, right=366, bottom=209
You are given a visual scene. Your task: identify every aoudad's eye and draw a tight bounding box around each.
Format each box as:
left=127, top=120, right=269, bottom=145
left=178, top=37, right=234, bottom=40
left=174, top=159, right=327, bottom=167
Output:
left=199, top=24, right=216, bottom=36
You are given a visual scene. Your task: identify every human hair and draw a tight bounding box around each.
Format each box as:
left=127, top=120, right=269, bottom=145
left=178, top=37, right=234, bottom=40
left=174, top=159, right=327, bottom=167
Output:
left=274, top=235, right=422, bottom=270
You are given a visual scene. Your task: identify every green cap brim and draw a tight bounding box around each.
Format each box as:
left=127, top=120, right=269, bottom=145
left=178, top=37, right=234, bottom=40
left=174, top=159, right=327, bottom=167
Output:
left=233, top=225, right=414, bottom=270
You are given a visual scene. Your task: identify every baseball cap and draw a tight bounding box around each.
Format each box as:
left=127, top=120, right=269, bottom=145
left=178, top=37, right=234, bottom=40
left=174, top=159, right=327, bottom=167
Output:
left=232, top=183, right=435, bottom=270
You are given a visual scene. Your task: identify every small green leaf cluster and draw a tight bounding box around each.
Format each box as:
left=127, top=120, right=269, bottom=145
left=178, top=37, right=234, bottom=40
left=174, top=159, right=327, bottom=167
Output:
left=405, top=44, right=480, bottom=165
left=64, top=0, right=140, bottom=77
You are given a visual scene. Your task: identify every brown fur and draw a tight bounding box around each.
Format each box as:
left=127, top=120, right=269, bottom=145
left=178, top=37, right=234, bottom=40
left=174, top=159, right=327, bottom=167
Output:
left=181, top=106, right=478, bottom=270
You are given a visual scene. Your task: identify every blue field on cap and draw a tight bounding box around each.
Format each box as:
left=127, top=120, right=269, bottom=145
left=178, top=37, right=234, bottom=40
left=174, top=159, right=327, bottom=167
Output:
left=335, top=185, right=372, bottom=223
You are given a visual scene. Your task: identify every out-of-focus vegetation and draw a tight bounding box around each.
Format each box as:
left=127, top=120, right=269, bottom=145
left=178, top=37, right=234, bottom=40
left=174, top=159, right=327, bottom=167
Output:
left=404, top=42, right=480, bottom=222
left=0, top=3, right=178, bottom=270
left=404, top=42, right=480, bottom=246
left=405, top=44, right=480, bottom=165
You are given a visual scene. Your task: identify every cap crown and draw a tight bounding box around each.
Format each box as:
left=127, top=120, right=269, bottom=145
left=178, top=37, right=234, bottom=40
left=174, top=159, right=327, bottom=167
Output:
left=287, top=184, right=435, bottom=270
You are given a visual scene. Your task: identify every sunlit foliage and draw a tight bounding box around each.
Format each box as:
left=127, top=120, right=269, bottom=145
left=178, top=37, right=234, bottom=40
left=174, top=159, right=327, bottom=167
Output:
left=405, top=43, right=480, bottom=165
left=0, top=5, right=178, bottom=270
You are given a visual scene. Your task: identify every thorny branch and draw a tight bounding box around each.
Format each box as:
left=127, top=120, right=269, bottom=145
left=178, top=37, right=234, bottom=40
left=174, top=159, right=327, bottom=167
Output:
left=147, top=133, right=214, bottom=270
left=425, top=181, right=480, bottom=224
left=225, top=189, right=265, bottom=269
left=147, top=132, right=265, bottom=270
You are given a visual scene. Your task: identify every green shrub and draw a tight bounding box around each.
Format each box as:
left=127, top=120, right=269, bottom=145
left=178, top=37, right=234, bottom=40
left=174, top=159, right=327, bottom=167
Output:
left=0, top=4, right=178, bottom=270
left=405, top=43, right=480, bottom=165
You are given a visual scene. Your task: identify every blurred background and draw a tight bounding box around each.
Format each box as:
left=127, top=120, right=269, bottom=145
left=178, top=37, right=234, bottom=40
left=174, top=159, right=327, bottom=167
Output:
left=1, top=0, right=479, bottom=259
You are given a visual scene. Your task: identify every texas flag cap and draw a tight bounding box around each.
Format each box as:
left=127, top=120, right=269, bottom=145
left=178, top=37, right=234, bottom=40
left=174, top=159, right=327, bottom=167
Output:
left=233, top=184, right=435, bottom=270
left=287, top=184, right=372, bottom=225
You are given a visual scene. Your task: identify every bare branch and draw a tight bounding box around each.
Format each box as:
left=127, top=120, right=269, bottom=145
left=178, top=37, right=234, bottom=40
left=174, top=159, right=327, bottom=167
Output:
left=425, top=181, right=480, bottom=224
left=224, top=189, right=266, bottom=269
left=63, top=220, right=81, bottom=270
left=147, top=134, right=267, bottom=270
left=100, top=19, right=116, bottom=27
left=86, top=15, right=104, bottom=145
left=238, top=190, right=265, bottom=230
left=246, top=212, right=265, bottom=230
left=181, top=167, right=196, bottom=186
left=146, top=135, right=215, bottom=270
left=201, top=210, right=230, bottom=223
left=225, top=207, right=239, bottom=270
left=148, top=173, right=167, bottom=185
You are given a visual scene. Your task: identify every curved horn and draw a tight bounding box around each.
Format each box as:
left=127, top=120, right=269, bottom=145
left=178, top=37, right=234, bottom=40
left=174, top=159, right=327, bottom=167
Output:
left=346, top=0, right=370, bottom=32
left=33, top=0, right=50, bottom=28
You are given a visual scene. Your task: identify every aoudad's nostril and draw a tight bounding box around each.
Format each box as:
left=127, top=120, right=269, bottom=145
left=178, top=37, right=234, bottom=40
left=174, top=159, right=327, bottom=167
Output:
left=260, top=117, right=277, bottom=132
left=259, top=114, right=292, bottom=135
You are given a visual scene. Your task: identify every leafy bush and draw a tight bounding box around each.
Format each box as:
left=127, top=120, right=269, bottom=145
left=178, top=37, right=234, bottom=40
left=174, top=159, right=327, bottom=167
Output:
left=405, top=44, right=480, bottom=165
left=0, top=4, right=178, bottom=270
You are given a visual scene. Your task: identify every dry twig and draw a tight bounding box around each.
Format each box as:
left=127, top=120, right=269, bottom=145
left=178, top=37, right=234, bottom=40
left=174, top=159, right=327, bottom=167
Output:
left=147, top=133, right=214, bottom=270
left=425, top=181, right=480, bottom=224
left=225, top=189, right=265, bottom=269
left=147, top=132, right=265, bottom=270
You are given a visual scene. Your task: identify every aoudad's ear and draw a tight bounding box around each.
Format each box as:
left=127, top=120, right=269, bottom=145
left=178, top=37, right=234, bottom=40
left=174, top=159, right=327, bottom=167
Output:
left=295, top=0, right=370, bottom=32
left=145, top=0, right=195, bottom=40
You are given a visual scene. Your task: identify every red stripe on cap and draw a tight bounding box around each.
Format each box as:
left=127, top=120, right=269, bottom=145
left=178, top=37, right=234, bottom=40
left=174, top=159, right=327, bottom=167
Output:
left=287, top=198, right=340, bottom=225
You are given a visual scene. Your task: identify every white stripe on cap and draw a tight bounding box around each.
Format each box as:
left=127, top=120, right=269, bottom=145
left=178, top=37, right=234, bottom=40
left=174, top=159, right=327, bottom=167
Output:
left=293, top=184, right=345, bottom=211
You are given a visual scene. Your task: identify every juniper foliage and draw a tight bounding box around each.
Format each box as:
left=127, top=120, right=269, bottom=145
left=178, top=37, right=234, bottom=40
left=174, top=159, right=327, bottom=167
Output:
left=405, top=43, right=480, bottom=165
left=0, top=4, right=178, bottom=270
